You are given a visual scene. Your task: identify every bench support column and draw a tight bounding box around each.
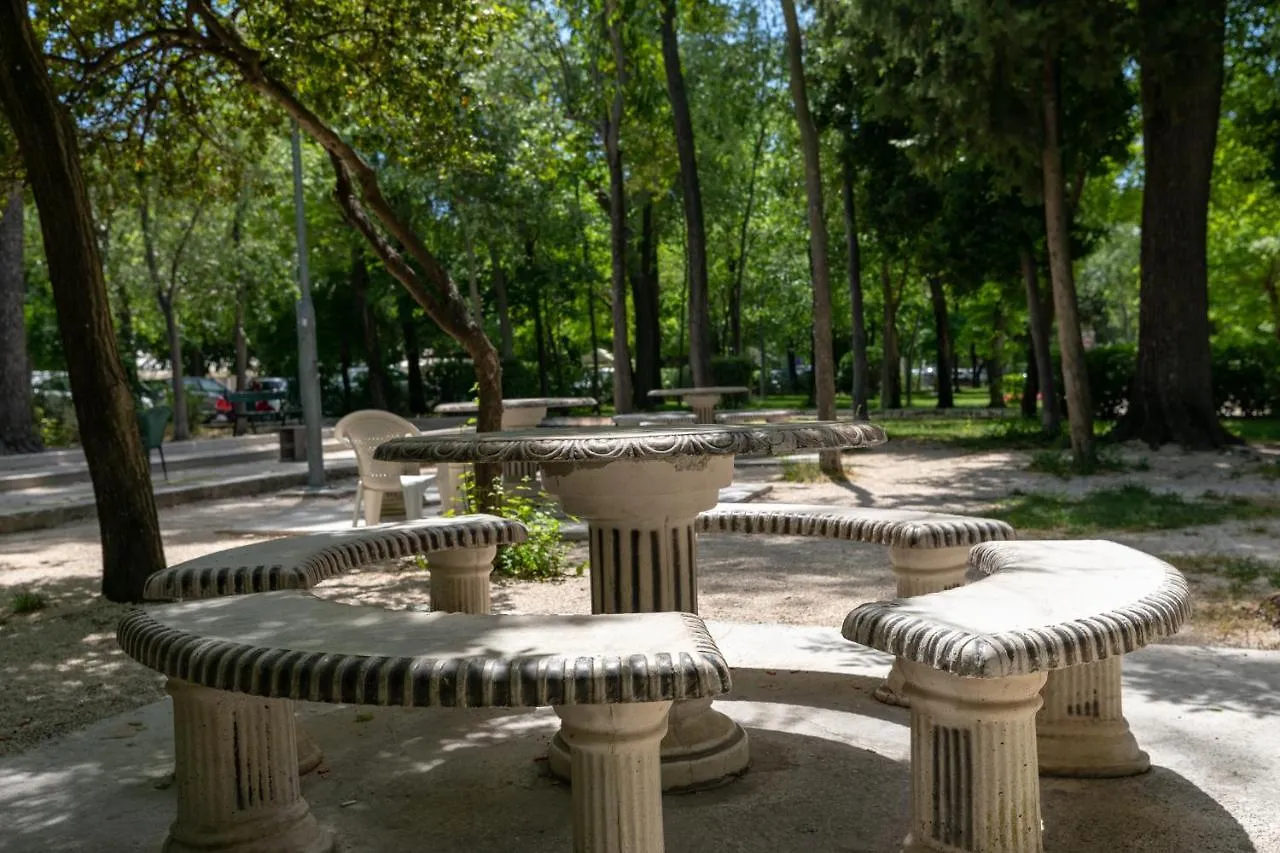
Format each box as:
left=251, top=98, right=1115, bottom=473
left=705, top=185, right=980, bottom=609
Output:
left=875, top=546, right=972, bottom=707
left=165, top=679, right=332, bottom=853
left=683, top=393, right=721, bottom=424
left=543, top=455, right=749, bottom=791
left=555, top=702, right=671, bottom=853
left=427, top=545, right=497, bottom=614
left=1036, top=657, right=1149, bottom=777
left=902, top=662, right=1046, bottom=853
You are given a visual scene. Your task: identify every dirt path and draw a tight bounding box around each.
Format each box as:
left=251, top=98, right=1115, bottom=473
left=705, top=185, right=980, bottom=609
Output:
left=2, top=440, right=1277, bottom=757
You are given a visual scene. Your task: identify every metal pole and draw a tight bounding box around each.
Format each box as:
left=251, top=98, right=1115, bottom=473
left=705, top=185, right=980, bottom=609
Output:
left=291, top=122, right=325, bottom=488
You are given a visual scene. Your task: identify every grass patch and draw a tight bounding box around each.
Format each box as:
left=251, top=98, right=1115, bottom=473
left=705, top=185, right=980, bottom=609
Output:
left=989, top=484, right=1280, bottom=535
left=780, top=459, right=824, bottom=482
left=1166, top=553, right=1280, bottom=592
left=885, top=417, right=1068, bottom=451
left=1026, top=447, right=1149, bottom=478
left=1225, top=418, right=1280, bottom=443
left=9, top=590, right=47, bottom=615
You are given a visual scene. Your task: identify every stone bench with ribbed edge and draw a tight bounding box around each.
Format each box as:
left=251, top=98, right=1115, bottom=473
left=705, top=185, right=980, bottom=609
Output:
left=117, top=591, right=731, bottom=853
left=143, top=515, right=528, bottom=774
left=842, top=540, right=1191, bottom=853
left=695, top=503, right=1015, bottom=705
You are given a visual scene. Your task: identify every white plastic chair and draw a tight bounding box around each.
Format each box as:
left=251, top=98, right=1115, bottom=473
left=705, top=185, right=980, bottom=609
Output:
left=334, top=410, right=433, bottom=527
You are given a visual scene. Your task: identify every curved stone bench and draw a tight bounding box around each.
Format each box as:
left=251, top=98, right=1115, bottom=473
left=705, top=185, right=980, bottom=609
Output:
left=842, top=540, right=1191, bottom=853
left=696, top=503, right=1015, bottom=705
left=118, top=592, right=730, bottom=853
left=144, top=515, right=527, bottom=615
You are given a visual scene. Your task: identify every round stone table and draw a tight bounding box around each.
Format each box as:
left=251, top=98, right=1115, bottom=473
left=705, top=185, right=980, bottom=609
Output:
left=647, top=386, right=750, bottom=424
left=434, top=396, right=597, bottom=488
left=375, top=421, right=887, bottom=790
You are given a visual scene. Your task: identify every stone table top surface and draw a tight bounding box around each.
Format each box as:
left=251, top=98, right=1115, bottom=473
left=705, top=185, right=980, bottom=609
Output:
left=118, top=591, right=732, bottom=706
left=647, top=386, right=751, bottom=398
left=373, top=421, right=886, bottom=465
left=433, top=397, right=597, bottom=414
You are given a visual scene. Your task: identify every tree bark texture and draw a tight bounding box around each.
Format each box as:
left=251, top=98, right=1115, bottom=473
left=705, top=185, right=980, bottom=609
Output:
left=631, top=198, right=661, bottom=407
left=0, top=0, right=165, bottom=599
left=660, top=0, right=712, bottom=387
left=351, top=246, right=389, bottom=410
left=491, top=247, right=515, bottom=361
left=927, top=276, right=955, bottom=409
left=0, top=181, right=41, bottom=452
left=602, top=0, right=635, bottom=413
left=1116, top=0, right=1234, bottom=448
left=398, top=291, right=425, bottom=414
left=841, top=144, right=870, bottom=419
left=1020, top=245, right=1060, bottom=433
left=1041, top=50, right=1092, bottom=458
left=880, top=259, right=901, bottom=410
left=782, top=0, right=839, bottom=474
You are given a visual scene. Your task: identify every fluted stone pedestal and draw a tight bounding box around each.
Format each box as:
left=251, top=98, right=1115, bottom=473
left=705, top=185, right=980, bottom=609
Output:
left=684, top=393, right=721, bottom=425
left=874, top=545, right=972, bottom=708
left=1036, top=657, right=1150, bottom=777
left=543, top=455, right=749, bottom=790
left=901, top=662, right=1047, bottom=853
left=165, top=680, right=332, bottom=853
left=556, top=702, right=672, bottom=853
left=427, top=545, right=498, bottom=614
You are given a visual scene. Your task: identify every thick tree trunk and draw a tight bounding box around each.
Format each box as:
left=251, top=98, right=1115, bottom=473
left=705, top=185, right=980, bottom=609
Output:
left=398, top=292, right=425, bottom=414
left=631, top=198, right=661, bottom=407
left=0, top=0, right=165, bottom=599
left=0, top=181, right=41, bottom=453
left=603, top=0, right=635, bottom=413
left=491, top=248, right=515, bottom=361
left=660, top=0, right=712, bottom=387
left=1041, top=48, right=1094, bottom=460
left=351, top=247, right=389, bottom=410
left=879, top=259, right=901, bottom=410
left=782, top=0, right=838, bottom=473
left=841, top=143, right=869, bottom=419
left=1020, top=246, right=1060, bottom=433
left=927, top=276, right=955, bottom=409
left=1116, top=0, right=1234, bottom=448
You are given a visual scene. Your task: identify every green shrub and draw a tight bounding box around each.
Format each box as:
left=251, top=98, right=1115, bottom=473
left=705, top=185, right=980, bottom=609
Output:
left=1084, top=343, right=1135, bottom=420
left=710, top=355, right=755, bottom=389
left=33, top=397, right=78, bottom=447
left=1212, top=340, right=1280, bottom=417
left=10, top=589, right=47, bottom=614
left=448, top=473, right=582, bottom=581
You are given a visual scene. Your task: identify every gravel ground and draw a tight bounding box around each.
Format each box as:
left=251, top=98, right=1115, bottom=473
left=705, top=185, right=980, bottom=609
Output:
left=2, top=439, right=1278, bottom=758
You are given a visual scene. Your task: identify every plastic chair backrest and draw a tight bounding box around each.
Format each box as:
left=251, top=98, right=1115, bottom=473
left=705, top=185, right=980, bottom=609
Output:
left=137, top=406, right=171, bottom=450
left=334, top=410, right=421, bottom=492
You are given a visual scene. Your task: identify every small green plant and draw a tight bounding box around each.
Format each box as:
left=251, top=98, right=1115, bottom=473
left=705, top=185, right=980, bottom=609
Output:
left=10, top=590, right=47, bottom=614
left=447, top=472, right=582, bottom=581
left=1026, top=446, right=1133, bottom=478
left=780, top=459, right=824, bottom=483
left=1165, top=554, right=1280, bottom=593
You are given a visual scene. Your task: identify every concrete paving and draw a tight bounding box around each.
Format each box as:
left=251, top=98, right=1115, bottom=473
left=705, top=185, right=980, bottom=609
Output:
left=0, top=622, right=1274, bottom=853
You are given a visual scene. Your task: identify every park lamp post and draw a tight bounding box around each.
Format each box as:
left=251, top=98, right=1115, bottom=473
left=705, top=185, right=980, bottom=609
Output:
left=291, top=121, right=325, bottom=488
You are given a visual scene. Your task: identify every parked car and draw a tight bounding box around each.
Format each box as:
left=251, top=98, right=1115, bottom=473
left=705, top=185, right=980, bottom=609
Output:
left=248, top=377, right=291, bottom=412
left=183, top=376, right=233, bottom=423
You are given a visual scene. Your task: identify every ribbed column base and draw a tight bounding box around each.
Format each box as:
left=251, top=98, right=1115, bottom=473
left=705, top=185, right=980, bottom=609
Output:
left=555, top=703, right=672, bottom=853
left=428, top=546, right=497, bottom=614
left=875, top=547, right=972, bottom=708
left=901, top=662, right=1046, bottom=853
left=165, top=680, right=332, bottom=853
left=1037, top=657, right=1149, bottom=777
left=685, top=394, right=721, bottom=424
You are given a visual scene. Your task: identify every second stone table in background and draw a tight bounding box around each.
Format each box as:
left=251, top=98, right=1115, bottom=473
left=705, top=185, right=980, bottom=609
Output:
left=375, top=421, right=887, bottom=791
left=646, top=386, right=750, bottom=424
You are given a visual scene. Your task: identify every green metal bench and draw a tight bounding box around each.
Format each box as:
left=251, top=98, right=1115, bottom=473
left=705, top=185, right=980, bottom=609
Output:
left=226, top=390, right=300, bottom=433
left=136, top=406, right=170, bottom=480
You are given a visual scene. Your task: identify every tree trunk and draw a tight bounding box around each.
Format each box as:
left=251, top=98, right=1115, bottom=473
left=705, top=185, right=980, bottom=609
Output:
left=113, top=277, right=140, bottom=395
left=1265, top=261, right=1280, bottom=345
left=729, top=119, right=767, bottom=358
left=0, top=0, right=165, bottom=599
left=880, top=259, right=901, bottom=410
left=0, top=181, right=41, bottom=453
left=1041, top=48, right=1094, bottom=461
left=491, top=247, right=515, bottom=361
left=157, top=293, right=189, bottom=439
left=1020, top=245, right=1060, bottom=433
left=463, top=219, right=483, bottom=325
left=1022, top=337, right=1039, bottom=418
left=988, top=304, right=1006, bottom=408
left=138, top=191, right=192, bottom=441
left=660, top=0, right=712, bottom=387
left=841, top=141, right=870, bottom=419
left=1116, top=0, right=1234, bottom=448
left=532, top=286, right=550, bottom=397
left=575, top=185, right=603, bottom=408
left=398, top=291, right=425, bottom=414
left=230, top=189, right=249, bottom=403
left=603, top=0, right=635, bottom=413
left=338, top=322, right=353, bottom=413
left=970, top=343, right=980, bottom=388
left=233, top=291, right=248, bottom=388
left=351, top=246, right=389, bottom=410
left=927, top=276, right=955, bottom=409
left=631, top=197, right=661, bottom=407
left=782, top=0, right=839, bottom=473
